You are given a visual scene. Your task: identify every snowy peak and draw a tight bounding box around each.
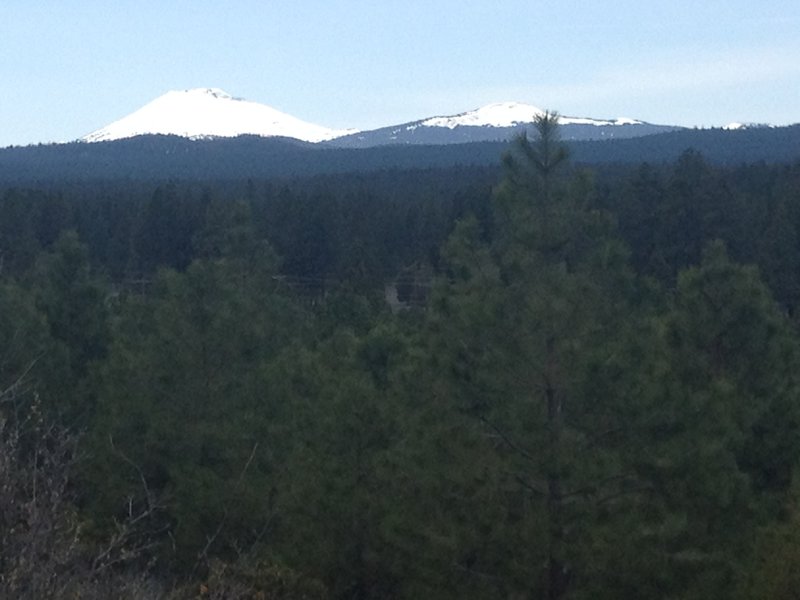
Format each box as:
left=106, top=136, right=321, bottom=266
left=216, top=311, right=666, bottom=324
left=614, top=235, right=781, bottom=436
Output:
left=82, top=90, right=676, bottom=148
left=723, top=122, right=774, bottom=130
left=420, top=102, right=547, bottom=129
left=417, top=102, right=643, bottom=130
left=559, top=115, right=643, bottom=126
left=193, top=87, right=234, bottom=100
left=328, top=102, right=675, bottom=148
left=82, top=88, right=354, bottom=143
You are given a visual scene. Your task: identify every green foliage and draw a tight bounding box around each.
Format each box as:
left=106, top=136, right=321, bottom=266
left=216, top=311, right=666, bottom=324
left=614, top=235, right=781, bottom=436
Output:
left=0, top=281, right=69, bottom=417
left=33, top=232, right=109, bottom=370
left=420, top=119, right=800, bottom=599
left=586, top=241, right=800, bottom=599
left=736, top=478, right=800, bottom=599
left=666, top=241, right=800, bottom=496
left=425, top=114, right=648, bottom=599
left=262, top=325, right=410, bottom=599
left=85, top=247, right=305, bottom=567
left=0, top=189, right=44, bottom=277
left=3, top=121, right=800, bottom=598
left=25, top=231, right=109, bottom=426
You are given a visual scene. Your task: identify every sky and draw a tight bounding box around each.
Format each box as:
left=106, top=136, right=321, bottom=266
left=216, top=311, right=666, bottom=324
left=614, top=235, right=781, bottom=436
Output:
left=2, top=0, right=799, bottom=147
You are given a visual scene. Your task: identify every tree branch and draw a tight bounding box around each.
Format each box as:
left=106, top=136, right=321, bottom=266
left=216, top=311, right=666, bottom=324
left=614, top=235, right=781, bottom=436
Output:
left=475, top=414, right=536, bottom=462
left=191, top=442, right=259, bottom=578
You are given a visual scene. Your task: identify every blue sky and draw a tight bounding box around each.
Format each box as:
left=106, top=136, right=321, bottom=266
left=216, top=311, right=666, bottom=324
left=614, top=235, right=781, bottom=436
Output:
left=2, top=0, right=799, bottom=147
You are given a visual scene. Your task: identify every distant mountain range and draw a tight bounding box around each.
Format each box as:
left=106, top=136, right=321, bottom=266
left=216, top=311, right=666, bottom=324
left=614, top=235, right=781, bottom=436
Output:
left=82, top=88, right=683, bottom=147
left=2, top=124, right=799, bottom=184
left=0, top=87, right=795, bottom=184
left=326, top=102, right=683, bottom=147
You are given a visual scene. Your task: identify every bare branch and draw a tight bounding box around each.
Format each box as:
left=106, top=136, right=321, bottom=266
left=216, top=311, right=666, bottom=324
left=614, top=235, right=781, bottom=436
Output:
left=475, top=414, right=537, bottom=462
left=596, top=485, right=655, bottom=507
left=579, top=427, right=623, bottom=452
left=109, top=434, right=157, bottom=516
left=561, top=473, right=637, bottom=502
left=191, top=442, right=260, bottom=578
left=515, top=474, right=548, bottom=497
left=0, top=355, right=42, bottom=403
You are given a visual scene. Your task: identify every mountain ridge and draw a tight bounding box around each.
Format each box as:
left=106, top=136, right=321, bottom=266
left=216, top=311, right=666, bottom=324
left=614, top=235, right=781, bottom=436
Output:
left=4, top=124, right=799, bottom=184
left=81, top=88, right=685, bottom=148
left=82, top=88, right=355, bottom=143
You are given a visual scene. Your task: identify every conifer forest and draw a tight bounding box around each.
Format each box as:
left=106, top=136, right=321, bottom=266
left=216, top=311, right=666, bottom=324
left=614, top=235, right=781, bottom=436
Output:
left=4, top=115, right=800, bottom=598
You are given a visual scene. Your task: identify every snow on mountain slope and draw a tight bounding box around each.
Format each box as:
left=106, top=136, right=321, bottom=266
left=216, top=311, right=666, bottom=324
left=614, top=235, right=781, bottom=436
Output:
left=416, top=102, right=642, bottom=129
left=82, top=88, right=355, bottom=143
left=328, top=102, right=664, bottom=148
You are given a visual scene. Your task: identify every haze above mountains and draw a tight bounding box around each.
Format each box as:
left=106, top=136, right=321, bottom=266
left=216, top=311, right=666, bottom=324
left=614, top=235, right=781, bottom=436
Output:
left=82, top=87, right=688, bottom=148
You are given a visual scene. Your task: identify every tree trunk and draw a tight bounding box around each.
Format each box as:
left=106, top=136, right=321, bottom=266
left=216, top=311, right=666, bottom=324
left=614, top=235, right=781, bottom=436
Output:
left=545, top=335, right=568, bottom=600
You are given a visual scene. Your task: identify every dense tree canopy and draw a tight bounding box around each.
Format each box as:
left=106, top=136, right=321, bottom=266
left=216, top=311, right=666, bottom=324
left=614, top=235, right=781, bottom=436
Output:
left=2, top=119, right=800, bottom=598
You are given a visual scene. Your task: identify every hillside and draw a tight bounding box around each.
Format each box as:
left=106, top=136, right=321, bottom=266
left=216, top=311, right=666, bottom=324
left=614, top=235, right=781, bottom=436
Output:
left=1, top=125, right=799, bottom=184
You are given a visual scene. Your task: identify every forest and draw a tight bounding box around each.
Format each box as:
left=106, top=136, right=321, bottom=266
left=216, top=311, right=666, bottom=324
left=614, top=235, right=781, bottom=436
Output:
left=3, top=114, right=800, bottom=598
left=2, top=122, right=800, bottom=183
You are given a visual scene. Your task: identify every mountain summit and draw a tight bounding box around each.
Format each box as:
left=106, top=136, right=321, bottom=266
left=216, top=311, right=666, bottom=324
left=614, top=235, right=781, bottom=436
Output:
left=82, top=89, right=682, bottom=147
left=82, top=88, right=354, bottom=143
left=417, top=102, right=642, bottom=129
left=327, top=102, right=679, bottom=148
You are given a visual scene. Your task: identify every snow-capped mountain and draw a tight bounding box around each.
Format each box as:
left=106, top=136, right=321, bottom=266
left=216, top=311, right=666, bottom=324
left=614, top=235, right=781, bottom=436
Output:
left=82, top=88, right=355, bottom=143
left=328, top=102, right=680, bottom=148
left=722, top=122, right=774, bottom=131
left=82, top=90, right=682, bottom=147
left=417, top=102, right=642, bottom=129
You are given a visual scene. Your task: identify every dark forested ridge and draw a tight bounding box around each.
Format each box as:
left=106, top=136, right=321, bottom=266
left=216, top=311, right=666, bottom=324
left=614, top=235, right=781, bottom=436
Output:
left=3, top=115, right=800, bottom=598
left=1, top=123, right=799, bottom=183
left=323, top=119, right=682, bottom=148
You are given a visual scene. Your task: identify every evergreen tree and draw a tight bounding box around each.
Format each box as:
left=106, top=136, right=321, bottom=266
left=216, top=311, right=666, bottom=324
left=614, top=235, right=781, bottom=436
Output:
left=665, top=241, right=800, bottom=500
left=265, top=327, right=407, bottom=599
left=0, top=189, right=42, bottom=278
left=29, top=231, right=109, bottom=424
left=426, top=113, right=639, bottom=599
left=85, top=233, right=305, bottom=568
left=0, top=280, right=69, bottom=423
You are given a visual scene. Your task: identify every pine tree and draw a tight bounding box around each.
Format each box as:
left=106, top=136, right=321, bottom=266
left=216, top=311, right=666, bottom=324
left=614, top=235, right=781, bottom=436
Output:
left=427, top=112, right=639, bottom=599
left=85, top=239, right=304, bottom=567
